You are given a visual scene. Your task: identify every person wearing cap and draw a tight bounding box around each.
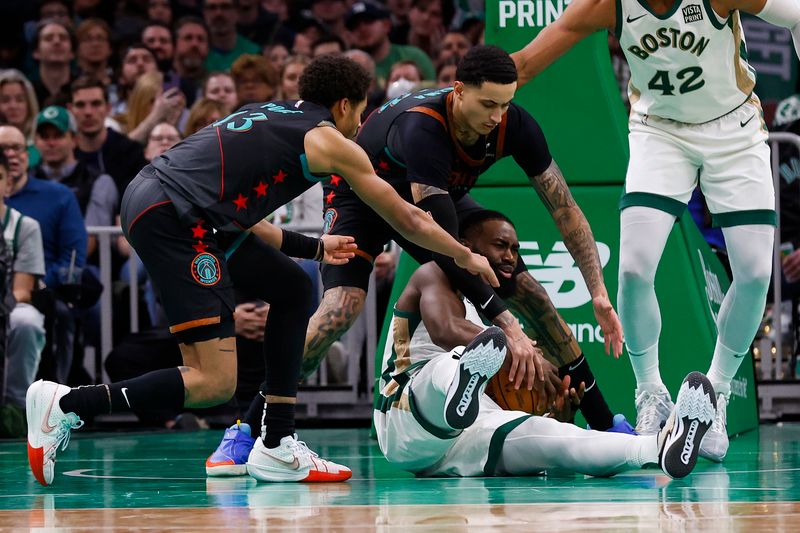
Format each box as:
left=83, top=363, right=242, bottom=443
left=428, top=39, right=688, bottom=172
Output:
left=345, top=0, right=435, bottom=87
left=32, top=105, right=118, bottom=259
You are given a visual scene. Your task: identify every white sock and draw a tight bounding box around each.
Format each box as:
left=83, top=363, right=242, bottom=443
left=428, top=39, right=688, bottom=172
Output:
left=618, top=207, right=675, bottom=390
left=707, top=225, right=774, bottom=396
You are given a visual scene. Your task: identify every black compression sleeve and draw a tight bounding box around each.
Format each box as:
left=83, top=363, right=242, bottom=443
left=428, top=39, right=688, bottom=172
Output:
left=280, top=229, right=323, bottom=260
left=416, top=194, right=507, bottom=320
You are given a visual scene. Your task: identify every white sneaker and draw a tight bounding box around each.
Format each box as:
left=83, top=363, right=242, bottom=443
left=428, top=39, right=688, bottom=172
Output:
left=699, top=392, right=729, bottom=462
left=246, top=435, right=352, bottom=482
left=634, top=386, right=674, bottom=435
left=26, top=380, right=84, bottom=486
left=657, top=372, right=717, bottom=479
left=444, top=327, right=506, bottom=430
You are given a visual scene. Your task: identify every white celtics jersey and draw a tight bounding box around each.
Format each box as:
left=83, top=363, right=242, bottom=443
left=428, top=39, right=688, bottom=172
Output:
left=377, top=299, right=486, bottom=407
left=617, top=0, right=756, bottom=123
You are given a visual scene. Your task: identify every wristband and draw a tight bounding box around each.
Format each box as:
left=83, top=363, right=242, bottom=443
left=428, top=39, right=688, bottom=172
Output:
left=280, top=229, right=321, bottom=260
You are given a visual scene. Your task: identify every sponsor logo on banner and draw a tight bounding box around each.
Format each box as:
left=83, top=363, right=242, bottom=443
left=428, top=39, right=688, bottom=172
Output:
left=499, top=0, right=571, bottom=28
left=520, top=240, right=611, bottom=343
left=697, top=250, right=725, bottom=326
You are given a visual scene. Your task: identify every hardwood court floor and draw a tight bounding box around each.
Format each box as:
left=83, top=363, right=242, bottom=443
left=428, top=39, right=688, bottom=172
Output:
left=0, top=423, right=799, bottom=531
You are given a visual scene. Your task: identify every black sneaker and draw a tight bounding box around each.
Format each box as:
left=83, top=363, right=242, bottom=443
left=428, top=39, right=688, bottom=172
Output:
left=657, top=372, right=717, bottom=479
left=443, top=327, right=507, bottom=430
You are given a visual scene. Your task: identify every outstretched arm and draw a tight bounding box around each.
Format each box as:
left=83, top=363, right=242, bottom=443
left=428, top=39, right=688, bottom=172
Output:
left=511, top=0, right=617, bottom=85
left=304, top=126, right=498, bottom=286
left=737, top=0, right=800, bottom=59
left=529, top=160, right=624, bottom=357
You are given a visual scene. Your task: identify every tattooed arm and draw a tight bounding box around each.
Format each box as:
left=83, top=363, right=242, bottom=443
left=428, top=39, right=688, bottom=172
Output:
left=529, top=160, right=624, bottom=357
left=530, top=160, right=605, bottom=297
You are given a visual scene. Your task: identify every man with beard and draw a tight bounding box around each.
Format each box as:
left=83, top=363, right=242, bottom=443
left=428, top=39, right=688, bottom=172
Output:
left=172, top=17, right=210, bottom=107
left=373, top=210, right=716, bottom=480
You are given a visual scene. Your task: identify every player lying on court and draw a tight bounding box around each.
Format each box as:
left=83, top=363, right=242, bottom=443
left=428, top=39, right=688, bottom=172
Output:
left=511, top=0, right=798, bottom=461
left=24, top=55, right=498, bottom=486
left=205, top=45, right=632, bottom=475
left=374, top=210, right=718, bottom=478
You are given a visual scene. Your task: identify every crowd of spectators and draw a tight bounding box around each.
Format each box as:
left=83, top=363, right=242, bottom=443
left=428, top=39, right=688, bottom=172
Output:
left=0, top=0, right=484, bottom=435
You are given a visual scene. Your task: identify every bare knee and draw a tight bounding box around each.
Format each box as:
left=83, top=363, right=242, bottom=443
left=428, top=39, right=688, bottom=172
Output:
left=188, top=368, right=237, bottom=407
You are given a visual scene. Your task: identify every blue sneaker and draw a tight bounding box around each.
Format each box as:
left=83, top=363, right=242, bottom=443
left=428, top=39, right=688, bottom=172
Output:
left=607, top=414, right=638, bottom=435
left=206, top=422, right=256, bottom=476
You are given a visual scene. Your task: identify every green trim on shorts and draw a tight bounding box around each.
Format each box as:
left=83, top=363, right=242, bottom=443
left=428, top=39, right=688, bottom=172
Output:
left=224, top=231, right=252, bottom=260
left=711, top=209, right=777, bottom=228
left=408, top=387, right=462, bottom=440
left=619, top=192, right=687, bottom=218
left=483, top=415, right=534, bottom=476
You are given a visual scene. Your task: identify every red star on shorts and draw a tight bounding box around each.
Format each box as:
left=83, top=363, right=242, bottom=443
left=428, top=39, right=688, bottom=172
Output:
left=233, top=193, right=249, bottom=211
left=253, top=181, right=269, bottom=198
left=273, top=169, right=287, bottom=184
left=191, top=222, right=207, bottom=240
left=325, top=190, right=336, bottom=205
left=192, top=241, right=208, bottom=253
left=329, top=174, right=342, bottom=186
left=378, top=160, right=390, bottom=171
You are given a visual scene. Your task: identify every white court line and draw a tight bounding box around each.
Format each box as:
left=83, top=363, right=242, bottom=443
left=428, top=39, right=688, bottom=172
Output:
left=63, top=469, right=202, bottom=481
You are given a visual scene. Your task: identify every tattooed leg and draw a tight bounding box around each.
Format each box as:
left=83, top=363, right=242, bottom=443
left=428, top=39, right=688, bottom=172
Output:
left=302, top=286, right=366, bottom=378
left=506, top=270, right=580, bottom=367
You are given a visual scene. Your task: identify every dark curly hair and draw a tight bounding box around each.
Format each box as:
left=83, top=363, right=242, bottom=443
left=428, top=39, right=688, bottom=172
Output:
left=456, top=45, right=518, bottom=87
left=299, top=55, right=371, bottom=109
left=459, top=209, right=515, bottom=239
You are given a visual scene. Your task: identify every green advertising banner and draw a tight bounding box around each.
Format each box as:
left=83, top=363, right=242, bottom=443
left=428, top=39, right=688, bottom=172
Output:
left=376, top=187, right=758, bottom=435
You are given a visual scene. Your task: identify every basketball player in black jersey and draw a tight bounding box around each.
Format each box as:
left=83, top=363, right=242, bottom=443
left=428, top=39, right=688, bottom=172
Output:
left=25, top=55, right=497, bottom=486
left=307, top=45, right=626, bottom=424
left=203, top=46, right=629, bottom=478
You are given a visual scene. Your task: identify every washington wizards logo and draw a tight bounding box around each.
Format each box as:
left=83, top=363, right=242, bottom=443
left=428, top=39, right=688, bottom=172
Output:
left=191, top=253, right=221, bottom=286
left=323, top=208, right=338, bottom=234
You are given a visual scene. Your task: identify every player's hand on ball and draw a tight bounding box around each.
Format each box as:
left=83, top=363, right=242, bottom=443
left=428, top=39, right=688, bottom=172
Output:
left=592, top=295, right=624, bottom=358
left=455, top=250, right=499, bottom=287
left=507, top=335, right=542, bottom=391
left=547, top=375, right=585, bottom=422
left=320, top=234, right=357, bottom=265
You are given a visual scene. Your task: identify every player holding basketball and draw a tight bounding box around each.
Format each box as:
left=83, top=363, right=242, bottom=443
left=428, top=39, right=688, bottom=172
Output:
left=511, top=0, right=796, bottom=460
left=24, top=55, right=497, bottom=486
left=374, top=210, right=717, bottom=479
left=205, top=45, right=630, bottom=476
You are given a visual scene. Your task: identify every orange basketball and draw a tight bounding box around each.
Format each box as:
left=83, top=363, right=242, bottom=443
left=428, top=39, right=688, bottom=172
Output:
left=485, top=367, right=546, bottom=415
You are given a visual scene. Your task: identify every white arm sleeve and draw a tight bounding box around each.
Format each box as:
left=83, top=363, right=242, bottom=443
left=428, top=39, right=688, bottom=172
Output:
left=758, top=0, right=800, bottom=58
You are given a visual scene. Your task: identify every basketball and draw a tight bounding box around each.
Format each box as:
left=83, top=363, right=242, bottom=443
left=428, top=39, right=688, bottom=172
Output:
left=484, top=367, right=546, bottom=415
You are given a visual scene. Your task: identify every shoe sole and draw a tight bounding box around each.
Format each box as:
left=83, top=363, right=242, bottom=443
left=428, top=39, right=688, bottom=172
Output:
left=206, top=463, right=248, bottom=476
left=444, top=327, right=506, bottom=430
left=659, top=372, right=717, bottom=479
left=246, top=462, right=351, bottom=482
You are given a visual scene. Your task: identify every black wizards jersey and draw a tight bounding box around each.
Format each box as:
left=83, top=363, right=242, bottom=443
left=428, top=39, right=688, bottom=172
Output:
left=151, top=100, right=334, bottom=231
left=354, top=87, right=552, bottom=200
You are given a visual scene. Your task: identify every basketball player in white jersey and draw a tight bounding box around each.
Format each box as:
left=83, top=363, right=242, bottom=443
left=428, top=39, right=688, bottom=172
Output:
left=374, top=210, right=717, bottom=479
left=511, top=0, right=800, bottom=461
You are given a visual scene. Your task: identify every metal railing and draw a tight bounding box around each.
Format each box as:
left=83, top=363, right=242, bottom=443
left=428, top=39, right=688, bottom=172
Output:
left=758, top=132, right=800, bottom=418
left=85, top=224, right=377, bottom=417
